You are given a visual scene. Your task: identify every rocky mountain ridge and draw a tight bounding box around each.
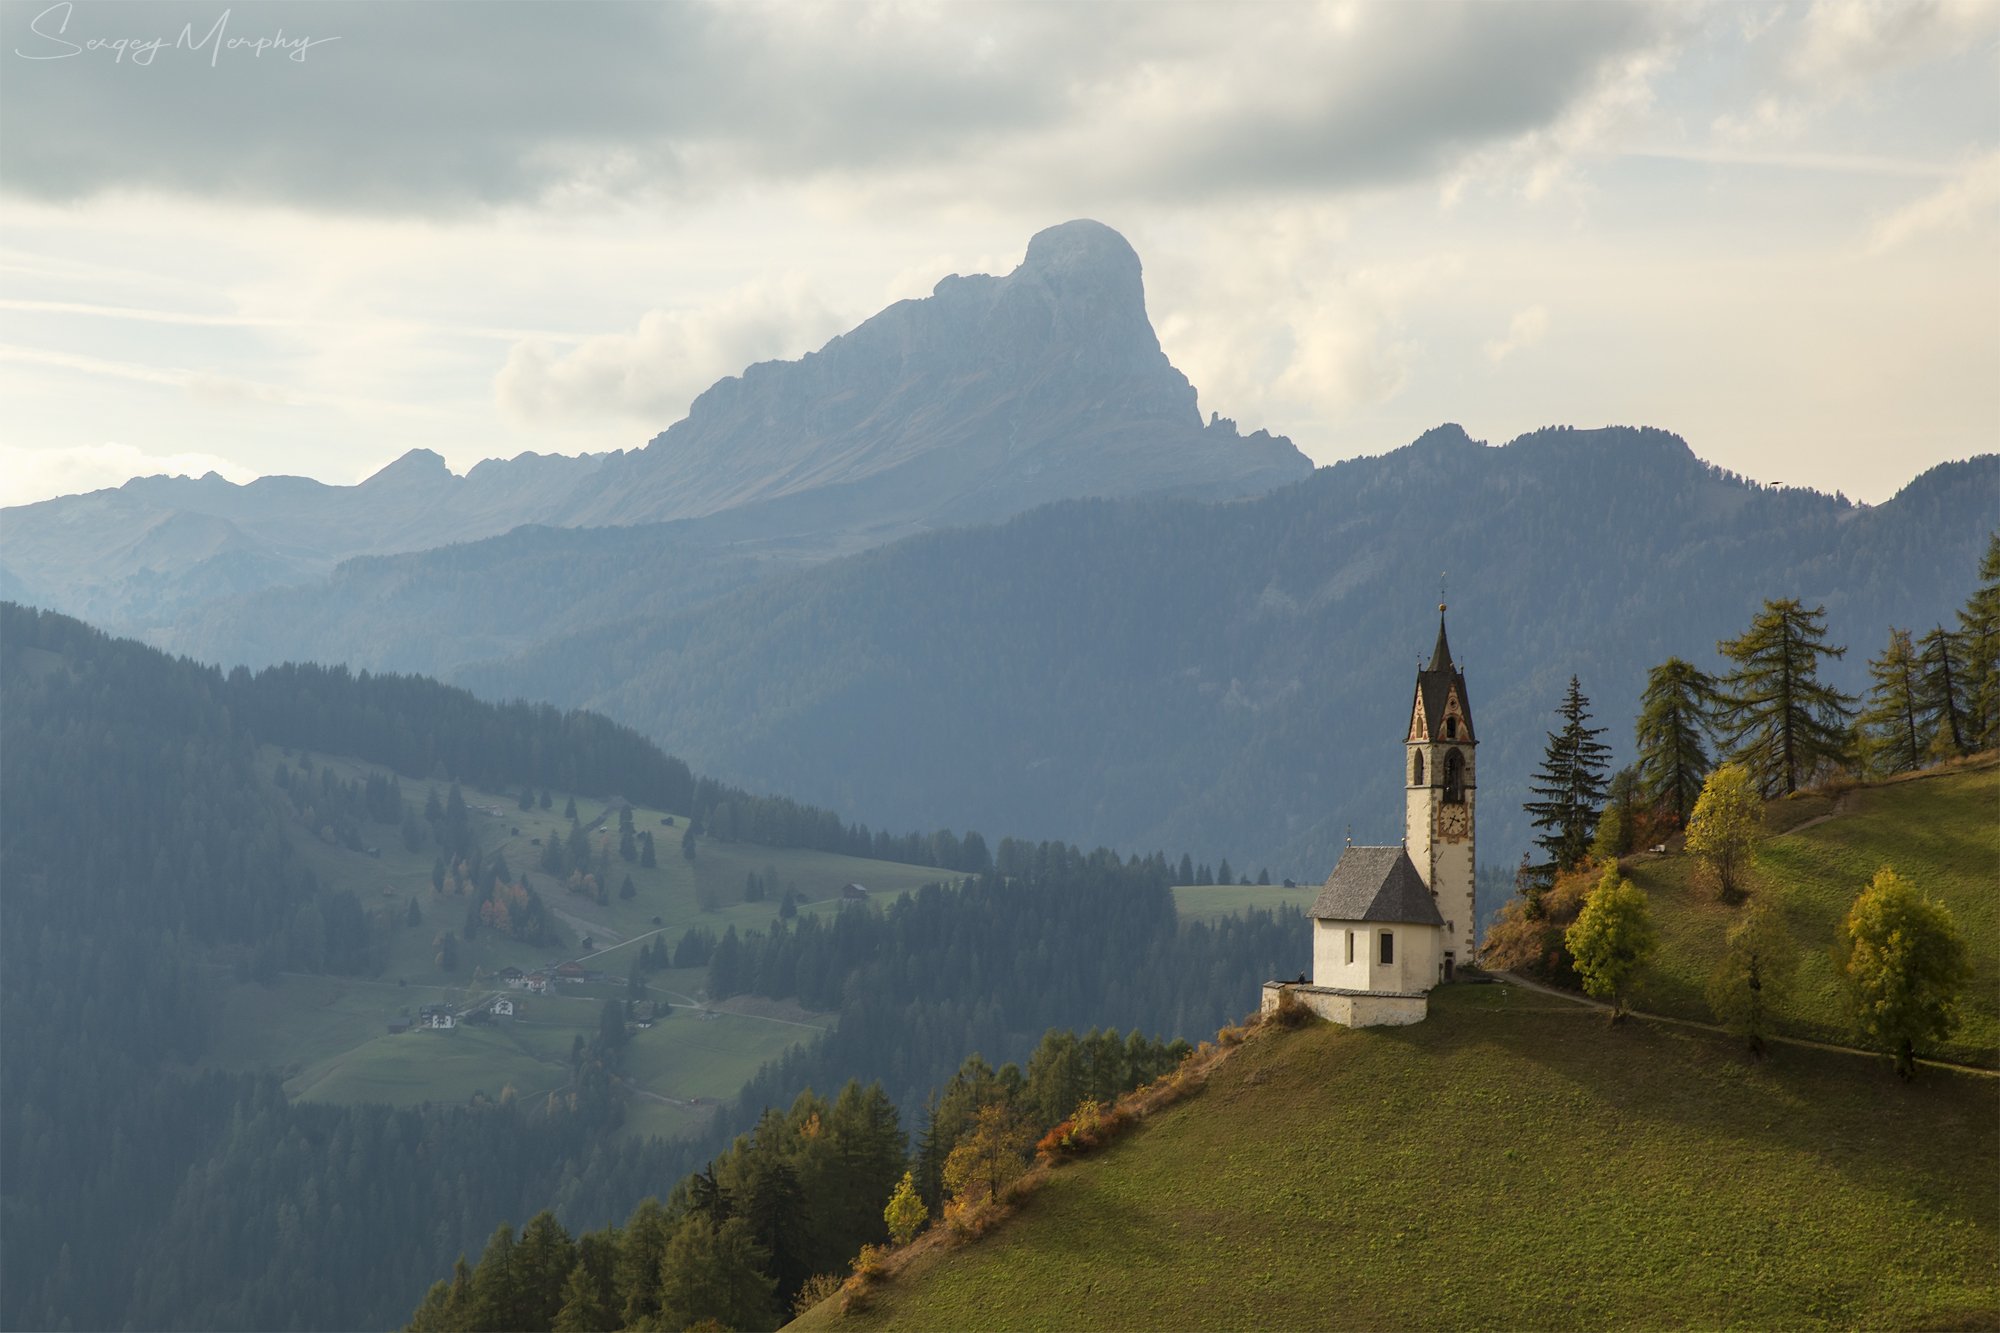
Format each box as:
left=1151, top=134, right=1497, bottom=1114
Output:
left=1, top=220, right=1309, bottom=631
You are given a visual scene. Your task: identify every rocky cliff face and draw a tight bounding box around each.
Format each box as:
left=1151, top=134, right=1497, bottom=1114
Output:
left=553, top=218, right=1307, bottom=531
left=2, top=220, right=1310, bottom=630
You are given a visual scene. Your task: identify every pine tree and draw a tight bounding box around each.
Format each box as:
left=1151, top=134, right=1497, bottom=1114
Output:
left=1524, top=676, right=1612, bottom=875
left=1634, top=657, right=1717, bottom=824
left=1715, top=599, right=1855, bottom=795
left=1958, top=532, right=2000, bottom=749
left=1916, top=626, right=1969, bottom=758
left=1858, top=628, right=1926, bottom=775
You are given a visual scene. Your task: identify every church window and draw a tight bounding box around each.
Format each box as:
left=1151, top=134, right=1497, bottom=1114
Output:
left=1445, top=716, right=1459, bottom=739
left=1345, top=930, right=1354, bottom=964
left=1412, top=752, right=1424, bottom=785
left=1444, top=749, right=1465, bottom=804
left=1379, top=931, right=1394, bottom=965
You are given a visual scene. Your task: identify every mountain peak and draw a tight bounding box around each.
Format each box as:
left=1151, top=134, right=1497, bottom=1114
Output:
left=361, top=448, right=452, bottom=488
left=1020, top=219, right=1141, bottom=280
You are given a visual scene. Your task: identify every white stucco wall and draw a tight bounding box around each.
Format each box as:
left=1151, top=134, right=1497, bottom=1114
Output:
left=1314, top=919, right=1442, bottom=992
left=1261, top=982, right=1428, bottom=1028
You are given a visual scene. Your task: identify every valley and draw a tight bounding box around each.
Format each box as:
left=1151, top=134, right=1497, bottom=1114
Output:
left=204, top=747, right=957, bottom=1140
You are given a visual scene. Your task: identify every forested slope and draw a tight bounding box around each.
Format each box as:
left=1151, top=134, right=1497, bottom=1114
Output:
left=462, top=428, right=1994, bottom=877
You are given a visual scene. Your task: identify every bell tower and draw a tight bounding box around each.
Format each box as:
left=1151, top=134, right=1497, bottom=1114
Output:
left=1404, top=604, right=1476, bottom=977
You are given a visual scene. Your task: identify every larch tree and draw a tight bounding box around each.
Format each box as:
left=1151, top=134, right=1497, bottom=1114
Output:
left=1715, top=598, right=1855, bottom=795
left=1524, top=675, right=1613, bottom=876
left=1563, top=864, right=1656, bottom=1021
left=1703, top=900, right=1799, bottom=1059
left=1957, top=532, right=2000, bottom=750
left=1836, top=866, right=1971, bottom=1080
left=1684, top=762, right=1760, bottom=902
left=1635, top=657, right=1718, bottom=824
left=1858, top=627, right=1926, bottom=775
left=1915, top=626, right=1969, bottom=759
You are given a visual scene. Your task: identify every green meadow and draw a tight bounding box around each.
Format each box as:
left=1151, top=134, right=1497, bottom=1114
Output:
left=1625, top=760, right=1999, bottom=1066
left=803, top=984, right=1999, bottom=1332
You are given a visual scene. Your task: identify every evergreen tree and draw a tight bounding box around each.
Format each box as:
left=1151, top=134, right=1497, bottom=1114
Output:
left=681, top=825, right=698, bottom=861
left=619, top=873, right=636, bottom=901
left=640, top=831, right=657, bottom=869
left=1524, top=676, right=1612, bottom=875
left=552, top=1261, right=614, bottom=1333
left=564, top=795, right=578, bottom=820
left=1177, top=853, right=1194, bottom=884
left=539, top=788, right=553, bottom=810
left=1858, top=628, right=1926, bottom=775
left=656, top=1215, right=777, bottom=1333
left=1916, top=626, right=1969, bottom=758
left=1958, top=532, right=2000, bottom=750
left=1715, top=599, right=1855, bottom=795
left=1634, top=657, right=1717, bottom=824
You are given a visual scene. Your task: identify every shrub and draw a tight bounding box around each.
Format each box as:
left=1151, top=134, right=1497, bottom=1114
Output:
left=792, top=1272, right=846, bottom=1317
left=1268, top=985, right=1316, bottom=1029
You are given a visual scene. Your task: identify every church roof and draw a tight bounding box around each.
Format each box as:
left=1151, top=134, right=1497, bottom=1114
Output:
left=1310, top=846, right=1444, bottom=926
left=1414, top=607, right=1474, bottom=739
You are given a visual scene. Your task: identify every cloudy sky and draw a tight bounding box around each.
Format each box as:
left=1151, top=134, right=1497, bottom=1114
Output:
left=2, top=0, right=1994, bottom=507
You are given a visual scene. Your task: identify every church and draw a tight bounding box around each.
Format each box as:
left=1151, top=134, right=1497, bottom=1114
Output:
left=1261, top=606, right=1477, bottom=1028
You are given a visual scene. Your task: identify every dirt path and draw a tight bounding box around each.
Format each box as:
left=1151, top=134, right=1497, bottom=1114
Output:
left=1489, top=970, right=1998, bottom=1079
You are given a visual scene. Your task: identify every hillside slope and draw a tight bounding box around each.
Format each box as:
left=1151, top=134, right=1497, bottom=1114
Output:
left=801, top=986, right=1998, bottom=1332
left=1627, top=759, right=1999, bottom=1066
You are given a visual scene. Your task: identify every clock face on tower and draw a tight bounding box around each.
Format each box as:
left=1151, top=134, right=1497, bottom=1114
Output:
left=1436, top=802, right=1470, bottom=841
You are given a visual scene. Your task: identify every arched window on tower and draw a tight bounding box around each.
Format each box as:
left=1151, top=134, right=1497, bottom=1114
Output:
left=1445, top=716, right=1459, bottom=739
left=1444, top=749, right=1465, bottom=804
left=1412, top=751, right=1424, bottom=786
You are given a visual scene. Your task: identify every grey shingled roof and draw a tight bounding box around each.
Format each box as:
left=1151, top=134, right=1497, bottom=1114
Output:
left=1310, top=846, right=1444, bottom=926
left=1415, top=611, right=1474, bottom=740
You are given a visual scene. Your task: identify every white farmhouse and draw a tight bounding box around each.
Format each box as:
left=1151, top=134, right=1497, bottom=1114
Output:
left=1263, top=606, right=1478, bottom=1028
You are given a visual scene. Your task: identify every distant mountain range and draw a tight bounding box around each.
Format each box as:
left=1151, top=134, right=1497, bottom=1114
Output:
left=5, top=221, right=1990, bottom=886
left=449, top=427, right=1991, bottom=882
left=0, top=219, right=1308, bottom=631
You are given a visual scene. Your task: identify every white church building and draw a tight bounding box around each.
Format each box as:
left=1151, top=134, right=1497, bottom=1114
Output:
left=1262, top=606, right=1478, bottom=1028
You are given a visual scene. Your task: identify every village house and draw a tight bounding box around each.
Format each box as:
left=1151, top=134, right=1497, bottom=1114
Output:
left=417, top=1004, right=456, bottom=1030
left=490, top=997, right=515, bottom=1019
left=1263, top=606, right=1478, bottom=1028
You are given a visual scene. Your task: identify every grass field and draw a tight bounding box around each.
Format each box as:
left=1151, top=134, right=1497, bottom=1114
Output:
left=1625, top=760, right=1999, bottom=1066
left=1170, top=881, right=1315, bottom=923
left=196, top=748, right=948, bottom=1134
left=801, top=984, right=1999, bottom=1332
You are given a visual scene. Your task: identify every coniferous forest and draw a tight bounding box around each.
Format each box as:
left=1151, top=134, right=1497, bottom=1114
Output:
left=0, top=603, right=1299, bottom=1330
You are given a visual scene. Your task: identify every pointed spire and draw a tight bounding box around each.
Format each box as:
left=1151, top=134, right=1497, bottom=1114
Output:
left=1428, top=603, right=1452, bottom=673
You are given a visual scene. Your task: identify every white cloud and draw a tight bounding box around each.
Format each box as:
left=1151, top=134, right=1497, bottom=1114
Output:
left=495, top=278, right=848, bottom=426
left=1485, top=306, right=1552, bottom=364
left=0, top=442, right=256, bottom=507
left=1865, top=150, right=2000, bottom=253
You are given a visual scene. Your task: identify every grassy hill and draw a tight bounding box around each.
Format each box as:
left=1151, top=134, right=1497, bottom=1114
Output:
left=799, top=984, right=1998, bottom=1332
left=1624, top=759, right=1998, bottom=1067
left=197, top=749, right=954, bottom=1139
